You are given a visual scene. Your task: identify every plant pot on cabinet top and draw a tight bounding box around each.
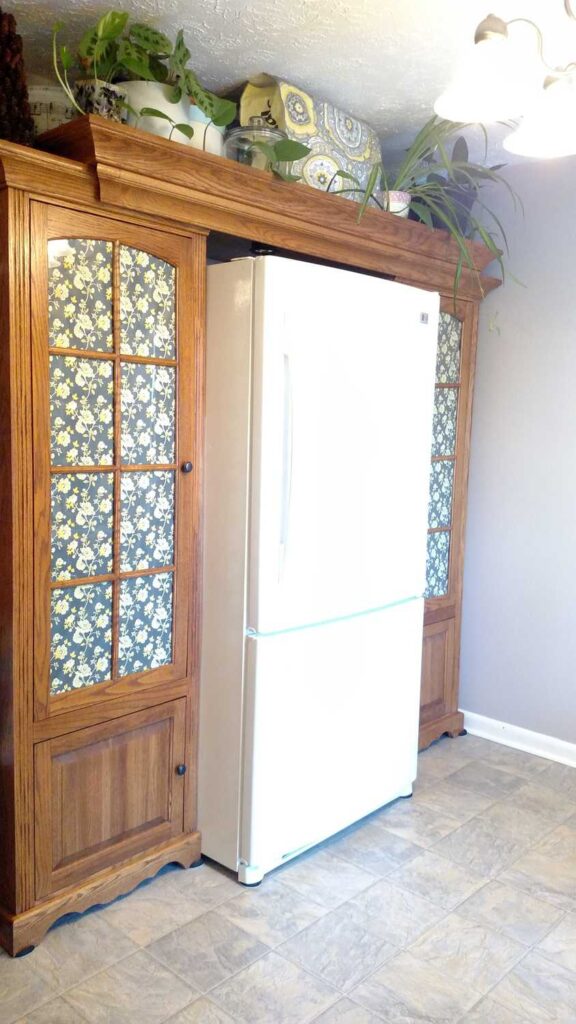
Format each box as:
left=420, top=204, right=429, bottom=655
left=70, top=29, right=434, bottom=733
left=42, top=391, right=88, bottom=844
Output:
left=121, top=80, right=190, bottom=140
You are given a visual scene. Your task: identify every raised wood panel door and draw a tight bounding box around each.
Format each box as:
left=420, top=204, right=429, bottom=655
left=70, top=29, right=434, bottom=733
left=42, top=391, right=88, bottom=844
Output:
left=34, top=699, right=187, bottom=898
left=419, top=299, right=478, bottom=748
left=31, top=204, right=202, bottom=719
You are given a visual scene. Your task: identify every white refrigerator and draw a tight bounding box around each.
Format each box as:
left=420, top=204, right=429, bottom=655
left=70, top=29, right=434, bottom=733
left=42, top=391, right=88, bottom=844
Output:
left=199, top=256, right=438, bottom=884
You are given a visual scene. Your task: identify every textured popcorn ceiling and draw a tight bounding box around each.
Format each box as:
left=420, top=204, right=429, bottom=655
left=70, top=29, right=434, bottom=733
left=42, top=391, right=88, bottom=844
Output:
left=15, top=0, right=576, bottom=164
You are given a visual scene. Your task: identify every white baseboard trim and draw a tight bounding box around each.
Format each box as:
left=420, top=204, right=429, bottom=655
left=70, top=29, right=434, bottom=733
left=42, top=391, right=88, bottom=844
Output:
left=461, top=710, right=576, bottom=768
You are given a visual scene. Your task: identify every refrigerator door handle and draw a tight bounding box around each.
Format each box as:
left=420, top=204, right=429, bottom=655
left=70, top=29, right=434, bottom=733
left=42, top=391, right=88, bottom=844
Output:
left=279, top=352, right=293, bottom=579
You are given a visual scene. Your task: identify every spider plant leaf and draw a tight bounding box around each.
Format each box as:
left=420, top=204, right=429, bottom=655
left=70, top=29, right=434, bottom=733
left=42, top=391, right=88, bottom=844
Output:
left=357, top=162, right=381, bottom=223
left=408, top=200, right=434, bottom=229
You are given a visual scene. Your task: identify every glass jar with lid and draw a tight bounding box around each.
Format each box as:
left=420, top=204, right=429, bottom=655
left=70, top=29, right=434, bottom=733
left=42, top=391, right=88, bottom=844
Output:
left=224, top=116, right=288, bottom=172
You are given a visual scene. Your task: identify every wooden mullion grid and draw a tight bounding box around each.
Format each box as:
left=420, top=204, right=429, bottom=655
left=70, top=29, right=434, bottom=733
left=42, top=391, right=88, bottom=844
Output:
left=48, top=239, right=180, bottom=687
left=48, top=346, right=177, bottom=368
left=51, top=462, right=176, bottom=475
left=51, top=564, right=176, bottom=591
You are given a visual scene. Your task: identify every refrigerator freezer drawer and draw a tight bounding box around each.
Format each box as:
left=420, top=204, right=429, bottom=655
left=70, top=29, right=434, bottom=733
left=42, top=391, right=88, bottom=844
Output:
left=239, top=598, right=424, bottom=882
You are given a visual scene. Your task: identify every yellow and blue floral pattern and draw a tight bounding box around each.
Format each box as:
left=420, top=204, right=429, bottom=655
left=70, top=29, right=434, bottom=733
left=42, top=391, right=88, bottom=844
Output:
left=120, top=246, right=176, bottom=359
left=50, top=582, right=113, bottom=694
left=48, top=239, right=113, bottom=352
left=118, top=571, right=174, bottom=676
left=425, top=531, right=451, bottom=599
left=432, top=387, right=458, bottom=458
left=425, top=313, right=463, bottom=599
left=428, top=460, right=455, bottom=530
left=120, top=471, right=175, bottom=572
left=120, top=364, right=175, bottom=465
left=51, top=472, right=114, bottom=581
left=50, top=355, right=114, bottom=466
left=436, top=312, right=462, bottom=384
left=48, top=238, right=179, bottom=696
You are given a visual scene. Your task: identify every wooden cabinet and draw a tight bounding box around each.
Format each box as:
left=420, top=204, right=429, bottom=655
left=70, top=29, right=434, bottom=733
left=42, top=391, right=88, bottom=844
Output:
left=0, top=116, right=493, bottom=954
left=34, top=700, right=187, bottom=899
left=419, top=298, right=479, bottom=749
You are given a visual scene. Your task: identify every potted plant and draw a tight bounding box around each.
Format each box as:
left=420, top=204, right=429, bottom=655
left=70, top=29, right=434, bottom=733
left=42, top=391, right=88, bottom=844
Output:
left=52, top=11, right=158, bottom=122
left=330, top=115, right=519, bottom=293
left=52, top=11, right=236, bottom=143
left=123, top=28, right=236, bottom=147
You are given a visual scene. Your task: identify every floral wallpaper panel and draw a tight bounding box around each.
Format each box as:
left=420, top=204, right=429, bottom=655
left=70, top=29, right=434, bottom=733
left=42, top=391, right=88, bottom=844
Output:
left=431, top=387, right=458, bottom=458
left=120, top=471, right=175, bottom=572
left=120, top=363, right=175, bottom=465
left=50, top=581, right=113, bottom=695
left=436, top=312, right=462, bottom=384
left=425, top=531, right=451, bottom=599
left=118, top=571, right=174, bottom=677
left=48, top=239, right=113, bottom=353
left=51, top=472, right=114, bottom=581
left=119, top=246, right=176, bottom=359
left=428, top=460, right=455, bottom=530
left=50, top=355, right=114, bottom=467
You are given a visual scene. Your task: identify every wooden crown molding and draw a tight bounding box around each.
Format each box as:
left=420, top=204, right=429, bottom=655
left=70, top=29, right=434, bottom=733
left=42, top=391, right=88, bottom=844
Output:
left=32, top=116, right=499, bottom=301
left=0, top=117, right=500, bottom=300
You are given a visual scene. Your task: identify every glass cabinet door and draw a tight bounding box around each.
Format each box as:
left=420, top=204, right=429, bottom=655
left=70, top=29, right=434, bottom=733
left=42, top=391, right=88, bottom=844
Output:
left=425, top=311, right=462, bottom=600
left=32, top=206, right=199, bottom=715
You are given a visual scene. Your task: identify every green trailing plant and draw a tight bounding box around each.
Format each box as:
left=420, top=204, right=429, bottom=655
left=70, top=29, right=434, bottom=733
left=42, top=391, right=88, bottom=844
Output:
left=136, top=106, right=195, bottom=143
left=53, top=12, right=169, bottom=114
left=250, top=139, right=311, bottom=181
left=52, top=11, right=236, bottom=127
left=153, top=29, right=236, bottom=127
left=329, top=115, right=521, bottom=296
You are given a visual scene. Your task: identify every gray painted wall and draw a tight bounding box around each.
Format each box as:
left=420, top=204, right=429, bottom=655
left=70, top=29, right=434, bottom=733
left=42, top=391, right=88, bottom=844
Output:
left=460, top=156, right=576, bottom=743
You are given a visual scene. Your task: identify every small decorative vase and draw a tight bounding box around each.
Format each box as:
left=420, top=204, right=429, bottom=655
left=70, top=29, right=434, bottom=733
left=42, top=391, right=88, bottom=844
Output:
left=188, top=104, right=225, bottom=155
left=74, top=79, right=126, bottom=121
left=383, top=190, right=411, bottom=218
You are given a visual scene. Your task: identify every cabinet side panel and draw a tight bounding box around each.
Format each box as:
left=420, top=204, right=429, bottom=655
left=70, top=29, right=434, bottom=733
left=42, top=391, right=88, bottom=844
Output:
left=0, top=188, right=34, bottom=913
left=199, top=261, right=254, bottom=870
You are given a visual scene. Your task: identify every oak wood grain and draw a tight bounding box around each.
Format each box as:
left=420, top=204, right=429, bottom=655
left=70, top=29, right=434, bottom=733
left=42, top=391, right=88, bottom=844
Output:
left=34, top=700, right=187, bottom=899
left=0, top=832, right=201, bottom=956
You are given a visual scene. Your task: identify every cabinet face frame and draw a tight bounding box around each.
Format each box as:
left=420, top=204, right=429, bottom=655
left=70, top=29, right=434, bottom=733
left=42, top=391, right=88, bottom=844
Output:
left=31, top=203, right=200, bottom=720
left=420, top=295, right=479, bottom=747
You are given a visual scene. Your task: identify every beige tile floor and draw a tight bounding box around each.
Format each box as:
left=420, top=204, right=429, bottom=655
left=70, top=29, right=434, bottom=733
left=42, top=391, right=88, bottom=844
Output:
left=4, top=734, right=576, bottom=1022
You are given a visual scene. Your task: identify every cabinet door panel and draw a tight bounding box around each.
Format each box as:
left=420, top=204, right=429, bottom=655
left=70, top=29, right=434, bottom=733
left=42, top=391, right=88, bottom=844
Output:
left=420, top=618, right=455, bottom=726
left=32, top=204, right=202, bottom=718
left=35, top=699, right=186, bottom=898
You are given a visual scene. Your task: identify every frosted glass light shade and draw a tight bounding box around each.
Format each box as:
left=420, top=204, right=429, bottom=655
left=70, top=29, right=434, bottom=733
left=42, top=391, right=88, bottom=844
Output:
left=504, top=76, right=576, bottom=158
left=435, top=34, right=538, bottom=123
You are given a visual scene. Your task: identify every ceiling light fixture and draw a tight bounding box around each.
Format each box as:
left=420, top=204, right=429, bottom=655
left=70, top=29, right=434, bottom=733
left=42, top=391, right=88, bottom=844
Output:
left=434, top=3, right=576, bottom=158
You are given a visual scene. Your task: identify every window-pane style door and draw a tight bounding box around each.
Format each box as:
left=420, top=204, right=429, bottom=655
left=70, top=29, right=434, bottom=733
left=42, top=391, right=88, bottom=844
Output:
left=32, top=205, right=200, bottom=717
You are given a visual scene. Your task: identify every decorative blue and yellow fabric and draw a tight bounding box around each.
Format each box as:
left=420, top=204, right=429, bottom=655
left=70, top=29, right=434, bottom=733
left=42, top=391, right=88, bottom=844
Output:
left=240, top=75, right=381, bottom=199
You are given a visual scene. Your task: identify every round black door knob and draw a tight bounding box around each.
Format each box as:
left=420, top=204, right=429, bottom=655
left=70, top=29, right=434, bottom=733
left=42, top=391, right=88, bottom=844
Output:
left=181, top=461, right=193, bottom=474
left=176, top=764, right=187, bottom=776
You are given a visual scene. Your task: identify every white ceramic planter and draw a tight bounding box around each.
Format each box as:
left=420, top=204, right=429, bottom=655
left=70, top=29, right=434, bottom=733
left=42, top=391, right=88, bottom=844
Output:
left=121, top=81, right=190, bottom=140
left=187, top=105, right=225, bottom=155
